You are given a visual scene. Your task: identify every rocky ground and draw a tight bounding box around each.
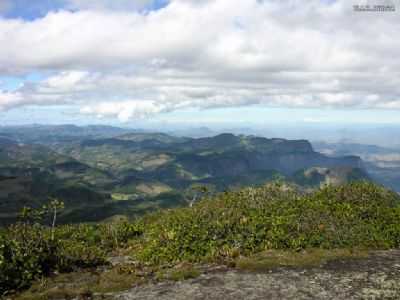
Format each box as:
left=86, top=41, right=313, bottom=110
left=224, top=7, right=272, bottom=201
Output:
left=114, top=250, right=400, bottom=300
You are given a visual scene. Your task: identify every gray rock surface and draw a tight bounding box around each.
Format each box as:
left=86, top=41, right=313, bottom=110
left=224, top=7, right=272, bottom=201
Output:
left=115, top=250, right=400, bottom=300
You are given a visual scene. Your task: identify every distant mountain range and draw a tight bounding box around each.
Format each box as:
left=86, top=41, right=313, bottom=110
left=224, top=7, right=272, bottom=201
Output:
left=314, top=141, right=400, bottom=192
left=0, top=124, right=135, bottom=144
left=0, top=125, right=370, bottom=225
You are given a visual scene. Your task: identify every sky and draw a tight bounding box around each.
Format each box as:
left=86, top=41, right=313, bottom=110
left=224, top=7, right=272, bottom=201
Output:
left=0, top=0, right=399, bottom=127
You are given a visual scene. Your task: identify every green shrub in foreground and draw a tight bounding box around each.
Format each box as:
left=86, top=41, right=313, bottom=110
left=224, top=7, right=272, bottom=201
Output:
left=0, top=221, right=143, bottom=295
left=135, top=182, right=400, bottom=264
left=1, top=181, right=400, bottom=295
left=0, top=224, right=57, bottom=293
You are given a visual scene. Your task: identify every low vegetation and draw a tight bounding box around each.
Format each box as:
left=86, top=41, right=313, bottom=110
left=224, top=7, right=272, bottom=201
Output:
left=136, top=181, right=400, bottom=264
left=235, top=248, right=369, bottom=271
left=1, top=181, right=400, bottom=297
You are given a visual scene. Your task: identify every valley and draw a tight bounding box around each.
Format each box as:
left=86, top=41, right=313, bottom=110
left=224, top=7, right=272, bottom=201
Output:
left=0, top=125, right=369, bottom=225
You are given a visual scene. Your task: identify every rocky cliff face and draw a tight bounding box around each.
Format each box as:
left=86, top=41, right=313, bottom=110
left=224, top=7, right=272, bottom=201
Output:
left=175, top=135, right=364, bottom=177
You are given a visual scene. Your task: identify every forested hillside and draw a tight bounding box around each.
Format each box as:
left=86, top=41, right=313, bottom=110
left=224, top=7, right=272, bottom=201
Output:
left=0, top=126, right=369, bottom=225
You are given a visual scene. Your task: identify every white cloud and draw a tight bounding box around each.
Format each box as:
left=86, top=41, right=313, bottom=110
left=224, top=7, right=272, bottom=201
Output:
left=80, top=100, right=168, bottom=122
left=0, top=91, right=23, bottom=111
left=40, top=71, right=90, bottom=91
left=0, top=0, right=399, bottom=121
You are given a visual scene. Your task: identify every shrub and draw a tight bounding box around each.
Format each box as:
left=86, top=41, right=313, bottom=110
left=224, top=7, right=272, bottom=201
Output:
left=135, top=182, right=400, bottom=264
left=0, top=217, right=147, bottom=295
left=2, top=181, right=400, bottom=295
left=0, top=224, right=57, bottom=293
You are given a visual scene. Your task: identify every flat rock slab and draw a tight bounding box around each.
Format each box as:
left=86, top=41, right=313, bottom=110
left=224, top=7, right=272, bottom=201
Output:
left=115, top=250, right=400, bottom=300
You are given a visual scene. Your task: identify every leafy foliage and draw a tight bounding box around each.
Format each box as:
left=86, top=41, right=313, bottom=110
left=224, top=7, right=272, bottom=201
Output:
left=135, top=181, right=400, bottom=264
left=1, top=181, right=400, bottom=295
left=0, top=208, right=143, bottom=295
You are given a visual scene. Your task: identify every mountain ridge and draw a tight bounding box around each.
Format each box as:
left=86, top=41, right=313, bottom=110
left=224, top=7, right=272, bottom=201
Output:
left=0, top=126, right=370, bottom=225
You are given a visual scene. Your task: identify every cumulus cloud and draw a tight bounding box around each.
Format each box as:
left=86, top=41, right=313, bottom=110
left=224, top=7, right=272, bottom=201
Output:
left=80, top=100, right=169, bottom=122
left=0, top=0, right=399, bottom=121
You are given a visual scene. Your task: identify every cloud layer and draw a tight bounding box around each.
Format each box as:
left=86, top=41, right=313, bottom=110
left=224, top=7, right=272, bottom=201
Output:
left=0, top=0, right=399, bottom=121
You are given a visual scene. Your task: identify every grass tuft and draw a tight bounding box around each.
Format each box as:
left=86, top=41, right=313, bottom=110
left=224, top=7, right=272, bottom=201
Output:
left=235, top=248, right=369, bottom=271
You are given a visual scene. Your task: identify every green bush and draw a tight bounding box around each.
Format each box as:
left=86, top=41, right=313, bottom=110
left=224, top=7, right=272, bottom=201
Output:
left=135, top=182, right=400, bottom=264
left=0, top=224, right=57, bottom=293
left=55, top=240, right=107, bottom=272
left=0, top=218, right=146, bottom=295
left=1, top=181, right=400, bottom=295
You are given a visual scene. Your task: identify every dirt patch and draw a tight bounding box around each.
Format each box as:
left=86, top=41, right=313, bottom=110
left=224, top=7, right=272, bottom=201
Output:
left=136, top=183, right=172, bottom=196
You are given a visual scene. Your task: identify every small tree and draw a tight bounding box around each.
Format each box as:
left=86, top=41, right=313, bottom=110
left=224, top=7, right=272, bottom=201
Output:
left=43, top=199, right=65, bottom=241
left=19, top=198, right=64, bottom=240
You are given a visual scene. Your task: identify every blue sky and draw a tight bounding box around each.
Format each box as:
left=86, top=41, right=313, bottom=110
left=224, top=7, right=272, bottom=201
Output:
left=2, top=105, right=400, bottom=127
left=0, top=0, right=170, bottom=20
left=0, top=73, right=44, bottom=91
left=0, top=0, right=399, bottom=127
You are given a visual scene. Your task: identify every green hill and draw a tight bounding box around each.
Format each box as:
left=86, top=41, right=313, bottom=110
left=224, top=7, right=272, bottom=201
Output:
left=1, top=182, right=400, bottom=296
left=0, top=128, right=371, bottom=224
